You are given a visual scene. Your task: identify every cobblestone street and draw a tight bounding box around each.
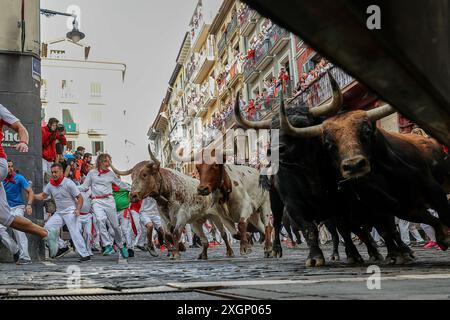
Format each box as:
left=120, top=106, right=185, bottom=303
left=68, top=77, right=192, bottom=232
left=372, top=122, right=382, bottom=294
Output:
left=0, top=243, right=449, bottom=299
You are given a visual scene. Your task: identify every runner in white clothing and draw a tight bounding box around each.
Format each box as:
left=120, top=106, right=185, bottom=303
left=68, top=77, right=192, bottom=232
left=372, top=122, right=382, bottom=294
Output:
left=34, top=163, right=90, bottom=262
left=140, top=196, right=165, bottom=257
left=77, top=189, right=94, bottom=256
left=0, top=104, right=58, bottom=257
left=79, top=153, right=130, bottom=259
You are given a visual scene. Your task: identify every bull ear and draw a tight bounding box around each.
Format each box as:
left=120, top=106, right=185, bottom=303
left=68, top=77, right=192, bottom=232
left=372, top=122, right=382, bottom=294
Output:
left=146, top=161, right=160, bottom=172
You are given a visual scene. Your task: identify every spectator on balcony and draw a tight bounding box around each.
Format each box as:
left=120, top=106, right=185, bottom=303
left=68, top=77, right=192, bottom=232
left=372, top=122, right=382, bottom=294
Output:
left=246, top=99, right=256, bottom=120
left=42, top=118, right=67, bottom=181
left=277, top=67, right=290, bottom=94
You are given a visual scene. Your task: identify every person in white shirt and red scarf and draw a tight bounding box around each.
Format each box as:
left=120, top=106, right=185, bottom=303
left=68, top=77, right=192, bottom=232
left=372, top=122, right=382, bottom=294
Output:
left=79, top=154, right=130, bottom=259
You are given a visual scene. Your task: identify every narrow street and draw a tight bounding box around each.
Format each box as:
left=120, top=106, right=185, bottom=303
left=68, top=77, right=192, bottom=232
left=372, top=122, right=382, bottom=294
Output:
left=1, top=243, right=449, bottom=300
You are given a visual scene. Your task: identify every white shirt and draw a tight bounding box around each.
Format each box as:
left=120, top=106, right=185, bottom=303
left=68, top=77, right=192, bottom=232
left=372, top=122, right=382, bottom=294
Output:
left=0, top=104, right=19, bottom=159
left=140, top=197, right=159, bottom=216
left=79, top=169, right=130, bottom=197
left=79, top=189, right=92, bottom=214
left=44, top=178, right=80, bottom=212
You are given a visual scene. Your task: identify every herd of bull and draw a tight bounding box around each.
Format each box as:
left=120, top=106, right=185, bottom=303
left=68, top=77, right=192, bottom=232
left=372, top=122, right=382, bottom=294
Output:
left=112, top=72, right=450, bottom=267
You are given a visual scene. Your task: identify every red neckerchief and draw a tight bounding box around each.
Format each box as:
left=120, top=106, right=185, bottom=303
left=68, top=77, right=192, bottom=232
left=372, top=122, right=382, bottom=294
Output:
left=98, top=169, right=110, bottom=176
left=4, top=171, right=16, bottom=184
left=112, top=183, right=120, bottom=192
left=50, top=176, right=64, bottom=186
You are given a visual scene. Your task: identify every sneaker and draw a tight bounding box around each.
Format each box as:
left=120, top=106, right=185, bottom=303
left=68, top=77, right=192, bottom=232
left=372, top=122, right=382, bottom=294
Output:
left=119, top=246, right=129, bottom=259
left=13, top=251, right=20, bottom=263
left=78, top=256, right=91, bottom=262
left=44, top=228, right=59, bottom=258
left=103, top=245, right=115, bottom=255
left=17, top=258, right=32, bottom=265
left=91, top=247, right=100, bottom=252
left=128, top=249, right=135, bottom=258
left=147, top=245, right=158, bottom=257
left=424, top=241, right=437, bottom=249
left=55, top=247, right=71, bottom=259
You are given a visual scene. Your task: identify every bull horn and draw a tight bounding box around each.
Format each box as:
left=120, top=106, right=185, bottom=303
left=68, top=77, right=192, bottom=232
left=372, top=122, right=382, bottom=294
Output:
left=367, top=103, right=396, bottom=122
left=234, top=92, right=271, bottom=129
left=279, top=90, right=323, bottom=138
left=309, top=71, right=343, bottom=118
left=148, top=144, right=160, bottom=164
left=111, top=163, right=133, bottom=176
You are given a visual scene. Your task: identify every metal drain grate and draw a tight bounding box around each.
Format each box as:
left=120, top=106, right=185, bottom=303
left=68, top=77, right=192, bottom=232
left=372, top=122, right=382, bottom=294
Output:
left=1, top=291, right=228, bottom=300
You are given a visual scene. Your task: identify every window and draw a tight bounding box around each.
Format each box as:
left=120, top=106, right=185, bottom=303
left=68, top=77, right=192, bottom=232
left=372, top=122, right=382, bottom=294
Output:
left=62, top=109, right=74, bottom=124
left=61, top=80, right=74, bottom=99
left=92, top=141, right=104, bottom=155
left=302, top=60, right=315, bottom=74
left=90, top=82, right=102, bottom=97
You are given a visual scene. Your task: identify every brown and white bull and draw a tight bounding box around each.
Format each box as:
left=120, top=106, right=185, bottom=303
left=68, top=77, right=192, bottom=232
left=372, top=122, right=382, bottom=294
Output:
left=112, top=145, right=235, bottom=260
left=195, top=149, right=273, bottom=257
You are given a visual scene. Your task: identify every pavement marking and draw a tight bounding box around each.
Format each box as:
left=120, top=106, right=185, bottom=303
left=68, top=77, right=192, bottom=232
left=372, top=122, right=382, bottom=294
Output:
left=41, top=261, right=57, bottom=266
left=167, top=273, right=450, bottom=289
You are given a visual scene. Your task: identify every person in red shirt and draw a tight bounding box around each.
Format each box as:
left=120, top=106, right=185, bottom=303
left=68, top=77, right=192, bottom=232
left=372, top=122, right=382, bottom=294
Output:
left=42, top=118, right=66, bottom=181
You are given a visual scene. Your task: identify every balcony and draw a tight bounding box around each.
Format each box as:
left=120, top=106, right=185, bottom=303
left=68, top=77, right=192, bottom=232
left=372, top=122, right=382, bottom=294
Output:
left=190, top=16, right=210, bottom=52
left=269, top=24, right=290, bottom=55
left=254, top=39, right=273, bottom=71
left=196, top=106, right=208, bottom=118
left=239, top=7, right=257, bottom=37
left=87, top=129, right=107, bottom=136
left=227, top=61, right=242, bottom=88
left=217, top=33, right=227, bottom=56
left=243, top=58, right=259, bottom=83
left=217, top=73, right=228, bottom=98
left=200, top=77, right=217, bottom=109
left=289, top=66, right=355, bottom=109
left=64, top=122, right=78, bottom=134
left=192, top=43, right=215, bottom=84
left=226, top=14, right=238, bottom=40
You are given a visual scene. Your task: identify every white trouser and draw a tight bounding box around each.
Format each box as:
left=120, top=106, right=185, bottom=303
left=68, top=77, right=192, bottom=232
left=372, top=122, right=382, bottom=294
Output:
left=185, top=223, right=193, bottom=245
left=119, top=209, right=141, bottom=249
left=140, top=212, right=162, bottom=230
left=77, top=213, right=93, bottom=256
left=421, top=209, right=439, bottom=242
left=371, top=227, right=381, bottom=242
left=92, top=197, right=124, bottom=247
left=9, top=206, right=31, bottom=260
left=45, top=207, right=90, bottom=258
left=137, top=219, right=147, bottom=247
left=0, top=158, right=14, bottom=227
left=398, top=219, right=424, bottom=244
left=0, top=224, right=18, bottom=255
left=92, top=215, right=100, bottom=247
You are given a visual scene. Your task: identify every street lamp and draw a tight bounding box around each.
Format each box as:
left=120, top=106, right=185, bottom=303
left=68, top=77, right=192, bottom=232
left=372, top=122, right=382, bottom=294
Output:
left=40, top=8, right=85, bottom=42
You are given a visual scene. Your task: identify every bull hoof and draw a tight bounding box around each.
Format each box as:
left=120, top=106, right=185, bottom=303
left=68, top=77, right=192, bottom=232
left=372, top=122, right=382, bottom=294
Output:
left=329, top=253, right=340, bottom=261
left=178, top=243, right=186, bottom=252
left=369, top=253, right=384, bottom=262
left=347, top=255, right=364, bottom=265
left=305, top=256, right=325, bottom=268
left=197, top=253, right=208, bottom=260
left=226, top=250, right=235, bottom=258
left=272, top=244, right=283, bottom=258
left=170, top=252, right=180, bottom=260
left=264, top=249, right=273, bottom=258
left=240, top=246, right=251, bottom=256
left=385, top=253, right=404, bottom=265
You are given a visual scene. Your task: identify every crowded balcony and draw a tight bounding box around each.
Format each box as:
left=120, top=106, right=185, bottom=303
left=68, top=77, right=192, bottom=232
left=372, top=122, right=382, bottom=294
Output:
left=192, top=37, right=215, bottom=84
left=254, top=39, right=273, bottom=71
left=268, top=24, right=290, bottom=55
left=238, top=4, right=257, bottom=37
left=289, top=64, right=354, bottom=110
left=189, top=8, right=209, bottom=52
left=227, top=60, right=242, bottom=88
left=242, top=57, right=259, bottom=82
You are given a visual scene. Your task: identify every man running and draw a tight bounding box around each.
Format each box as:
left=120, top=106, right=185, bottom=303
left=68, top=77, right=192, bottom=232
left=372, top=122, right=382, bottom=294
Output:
left=0, top=104, right=58, bottom=257
left=34, top=163, right=91, bottom=262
